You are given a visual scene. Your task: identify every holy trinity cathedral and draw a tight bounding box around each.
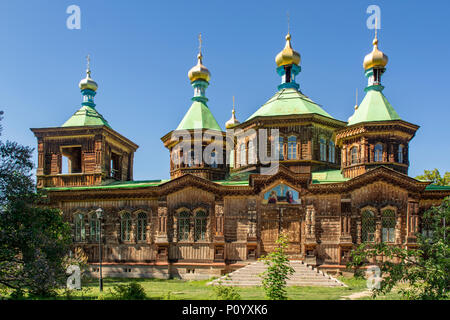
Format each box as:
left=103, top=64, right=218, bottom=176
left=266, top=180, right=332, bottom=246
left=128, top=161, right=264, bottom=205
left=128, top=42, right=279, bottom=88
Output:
left=31, top=30, right=450, bottom=279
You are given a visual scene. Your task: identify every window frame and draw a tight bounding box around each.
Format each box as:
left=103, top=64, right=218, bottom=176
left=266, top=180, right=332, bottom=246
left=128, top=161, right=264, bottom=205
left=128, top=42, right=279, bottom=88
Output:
left=136, top=211, right=147, bottom=242
left=194, top=210, right=208, bottom=242
left=351, top=146, right=358, bottom=165
left=120, top=212, right=132, bottom=242
left=287, top=136, right=297, bottom=160
left=319, top=137, right=327, bottom=161
left=178, top=211, right=190, bottom=241
left=381, top=209, right=396, bottom=243
left=374, top=143, right=383, bottom=162
left=361, top=210, right=376, bottom=242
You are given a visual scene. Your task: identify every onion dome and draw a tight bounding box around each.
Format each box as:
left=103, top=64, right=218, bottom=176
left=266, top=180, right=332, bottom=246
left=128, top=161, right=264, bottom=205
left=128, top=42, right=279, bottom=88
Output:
left=188, top=53, right=211, bottom=83
left=79, top=68, right=98, bottom=91
left=225, top=97, right=240, bottom=129
left=275, top=34, right=301, bottom=67
left=363, top=38, right=388, bottom=70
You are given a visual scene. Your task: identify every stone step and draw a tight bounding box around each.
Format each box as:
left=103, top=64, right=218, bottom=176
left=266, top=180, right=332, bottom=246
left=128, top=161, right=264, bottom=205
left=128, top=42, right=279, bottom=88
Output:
left=207, top=261, right=346, bottom=287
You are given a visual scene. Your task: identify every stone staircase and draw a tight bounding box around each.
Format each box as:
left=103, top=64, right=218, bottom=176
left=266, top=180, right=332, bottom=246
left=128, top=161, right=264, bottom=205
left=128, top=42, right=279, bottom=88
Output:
left=207, top=260, right=346, bottom=287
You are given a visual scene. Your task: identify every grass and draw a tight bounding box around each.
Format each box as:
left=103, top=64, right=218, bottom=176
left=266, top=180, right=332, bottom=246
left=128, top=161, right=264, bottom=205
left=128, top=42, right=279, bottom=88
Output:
left=1, top=276, right=404, bottom=300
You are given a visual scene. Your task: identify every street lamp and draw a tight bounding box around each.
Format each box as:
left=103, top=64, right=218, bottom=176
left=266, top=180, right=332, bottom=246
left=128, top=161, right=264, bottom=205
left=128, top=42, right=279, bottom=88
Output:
left=95, top=207, right=104, bottom=292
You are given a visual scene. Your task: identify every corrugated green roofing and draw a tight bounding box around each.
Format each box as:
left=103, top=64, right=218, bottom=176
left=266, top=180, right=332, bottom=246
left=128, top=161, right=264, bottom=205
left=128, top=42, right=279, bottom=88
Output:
left=425, top=184, right=450, bottom=191
left=246, top=88, right=334, bottom=121
left=45, top=180, right=168, bottom=191
left=176, top=100, right=222, bottom=131
left=348, top=90, right=401, bottom=126
left=62, top=105, right=111, bottom=128
left=214, top=180, right=250, bottom=186
left=312, top=169, right=349, bottom=184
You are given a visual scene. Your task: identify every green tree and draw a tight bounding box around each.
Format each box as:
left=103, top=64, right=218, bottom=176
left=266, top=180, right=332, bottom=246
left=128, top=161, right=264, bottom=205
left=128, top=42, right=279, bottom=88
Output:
left=415, top=169, right=450, bottom=186
left=348, top=197, right=450, bottom=300
left=259, top=232, right=294, bottom=300
left=0, top=112, right=72, bottom=297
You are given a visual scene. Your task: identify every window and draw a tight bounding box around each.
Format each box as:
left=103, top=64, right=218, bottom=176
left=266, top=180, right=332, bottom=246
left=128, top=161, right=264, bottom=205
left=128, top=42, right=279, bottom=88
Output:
left=178, top=211, right=190, bottom=241
left=61, top=146, right=82, bottom=174
left=110, top=152, right=120, bottom=179
left=239, top=143, right=246, bottom=166
left=89, top=215, right=100, bottom=242
left=374, top=143, right=383, bottom=162
left=319, top=138, right=327, bottom=161
left=187, top=150, right=195, bottom=167
left=121, top=212, right=132, bottom=241
left=328, top=141, right=335, bottom=163
left=288, top=136, right=297, bottom=160
left=421, top=217, right=434, bottom=240
left=351, top=147, right=358, bottom=165
left=278, top=137, right=284, bottom=160
left=194, top=211, right=207, bottom=241
left=75, top=214, right=85, bottom=242
left=209, top=150, right=218, bottom=168
left=382, top=210, right=396, bottom=243
left=361, top=210, right=376, bottom=242
left=248, top=140, right=256, bottom=164
left=137, top=212, right=147, bottom=241
left=398, top=145, right=404, bottom=164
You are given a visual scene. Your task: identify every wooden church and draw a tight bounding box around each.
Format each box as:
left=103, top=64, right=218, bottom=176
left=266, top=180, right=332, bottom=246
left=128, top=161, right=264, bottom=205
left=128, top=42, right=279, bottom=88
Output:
left=31, top=32, right=450, bottom=279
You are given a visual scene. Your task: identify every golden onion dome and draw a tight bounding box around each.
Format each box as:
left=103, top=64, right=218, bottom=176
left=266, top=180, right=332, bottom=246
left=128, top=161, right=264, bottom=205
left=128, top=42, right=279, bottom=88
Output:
left=275, top=34, right=301, bottom=67
left=363, top=38, right=388, bottom=70
left=188, top=53, right=211, bottom=82
left=79, top=70, right=98, bottom=91
left=225, top=107, right=240, bottom=129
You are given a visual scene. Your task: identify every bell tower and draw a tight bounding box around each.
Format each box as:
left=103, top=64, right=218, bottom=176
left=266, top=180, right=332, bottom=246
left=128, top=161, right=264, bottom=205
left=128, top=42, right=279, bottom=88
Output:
left=31, top=57, right=138, bottom=188
left=336, top=32, right=418, bottom=179
left=161, top=34, right=227, bottom=181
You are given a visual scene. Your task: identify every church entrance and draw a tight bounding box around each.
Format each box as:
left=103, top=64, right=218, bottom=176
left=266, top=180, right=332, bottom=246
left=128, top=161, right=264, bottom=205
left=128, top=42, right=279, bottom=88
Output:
left=259, top=206, right=302, bottom=259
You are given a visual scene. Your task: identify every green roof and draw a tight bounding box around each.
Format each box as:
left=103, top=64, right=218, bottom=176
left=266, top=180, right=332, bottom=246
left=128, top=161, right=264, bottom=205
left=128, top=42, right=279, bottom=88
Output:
left=246, top=88, right=334, bottom=121
left=312, top=169, right=349, bottom=184
left=45, top=179, right=168, bottom=191
left=62, top=105, right=111, bottom=128
left=425, top=184, right=450, bottom=191
left=348, top=90, right=401, bottom=126
left=176, top=100, right=222, bottom=131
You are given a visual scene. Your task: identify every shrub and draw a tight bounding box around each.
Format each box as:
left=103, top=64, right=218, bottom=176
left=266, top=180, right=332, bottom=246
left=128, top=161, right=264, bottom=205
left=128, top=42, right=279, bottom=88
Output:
left=214, top=281, right=241, bottom=300
left=259, top=233, right=295, bottom=300
left=109, top=282, right=147, bottom=300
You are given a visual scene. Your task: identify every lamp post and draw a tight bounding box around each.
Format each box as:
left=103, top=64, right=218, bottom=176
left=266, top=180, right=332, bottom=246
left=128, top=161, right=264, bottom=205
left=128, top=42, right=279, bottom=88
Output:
left=95, top=207, right=104, bottom=292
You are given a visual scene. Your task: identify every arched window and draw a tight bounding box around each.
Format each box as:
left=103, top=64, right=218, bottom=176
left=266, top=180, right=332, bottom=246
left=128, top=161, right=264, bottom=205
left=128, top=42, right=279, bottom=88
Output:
left=178, top=211, right=190, bottom=241
left=374, top=143, right=383, bottom=162
left=248, top=140, right=256, bottom=164
left=319, top=138, right=327, bottom=161
left=328, top=141, right=335, bottom=163
left=382, top=210, right=396, bottom=243
left=120, top=212, right=132, bottom=241
left=194, top=210, right=207, bottom=241
left=136, top=212, right=147, bottom=241
left=75, top=213, right=85, bottom=242
left=361, top=210, right=376, bottom=242
left=239, top=143, right=246, bottom=166
left=398, top=145, right=404, bottom=164
left=288, top=136, right=297, bottom=160
left=351, top=147, right=358, bottom=165
left=89, top=214, right=100, bottom=242
left=278, top=137, right=284, bottom=160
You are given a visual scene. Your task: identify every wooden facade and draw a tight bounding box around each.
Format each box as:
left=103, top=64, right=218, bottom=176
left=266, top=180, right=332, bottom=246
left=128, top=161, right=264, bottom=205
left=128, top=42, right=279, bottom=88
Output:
left=30, top=111, right=449, bottom=279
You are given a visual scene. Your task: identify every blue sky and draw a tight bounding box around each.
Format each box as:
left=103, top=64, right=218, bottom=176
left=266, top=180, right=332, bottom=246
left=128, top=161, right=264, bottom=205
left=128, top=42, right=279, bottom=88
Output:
left=0, top=0, right=448, bottom=180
